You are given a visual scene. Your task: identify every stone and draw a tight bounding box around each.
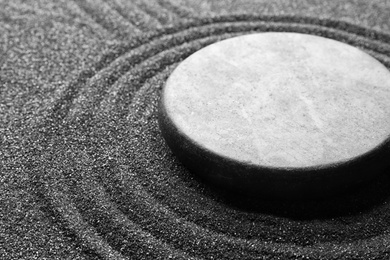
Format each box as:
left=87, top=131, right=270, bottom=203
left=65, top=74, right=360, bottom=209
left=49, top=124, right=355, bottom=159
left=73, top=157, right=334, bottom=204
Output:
left=158, top=32, right=390, bottom=199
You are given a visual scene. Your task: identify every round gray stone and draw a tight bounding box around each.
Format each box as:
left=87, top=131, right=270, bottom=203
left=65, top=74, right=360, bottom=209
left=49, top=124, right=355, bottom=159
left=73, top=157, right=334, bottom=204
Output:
left=158, top=32, right=390, bottom=199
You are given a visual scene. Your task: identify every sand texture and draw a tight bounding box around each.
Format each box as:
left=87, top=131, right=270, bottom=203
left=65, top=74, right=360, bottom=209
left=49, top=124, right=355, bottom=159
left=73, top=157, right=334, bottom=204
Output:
left=2, top=1, right=390, bottom=259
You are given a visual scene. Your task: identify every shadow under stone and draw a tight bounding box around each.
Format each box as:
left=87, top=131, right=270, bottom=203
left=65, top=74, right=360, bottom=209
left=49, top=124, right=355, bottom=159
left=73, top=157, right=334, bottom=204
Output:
left=200, top=168, right=390, bottom=220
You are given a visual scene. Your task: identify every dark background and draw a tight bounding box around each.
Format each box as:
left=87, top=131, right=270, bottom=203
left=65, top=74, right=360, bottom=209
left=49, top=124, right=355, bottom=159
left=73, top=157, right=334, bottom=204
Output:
left=1, top=1, right=390, bottom=259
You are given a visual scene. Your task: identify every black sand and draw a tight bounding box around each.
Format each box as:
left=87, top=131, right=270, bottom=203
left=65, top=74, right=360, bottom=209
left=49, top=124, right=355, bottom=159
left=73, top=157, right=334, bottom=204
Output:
left=2, top=1, right=390, bottom=259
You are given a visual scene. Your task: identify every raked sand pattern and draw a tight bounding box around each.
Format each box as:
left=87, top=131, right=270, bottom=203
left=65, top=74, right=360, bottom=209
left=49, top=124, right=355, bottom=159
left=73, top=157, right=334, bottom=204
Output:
left=2, top=1, right=390, bottom=259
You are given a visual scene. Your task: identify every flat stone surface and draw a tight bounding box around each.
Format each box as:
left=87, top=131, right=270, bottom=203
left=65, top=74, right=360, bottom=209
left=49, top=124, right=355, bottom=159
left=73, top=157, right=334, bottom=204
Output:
left=161, top=32, right=390, bottom=169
